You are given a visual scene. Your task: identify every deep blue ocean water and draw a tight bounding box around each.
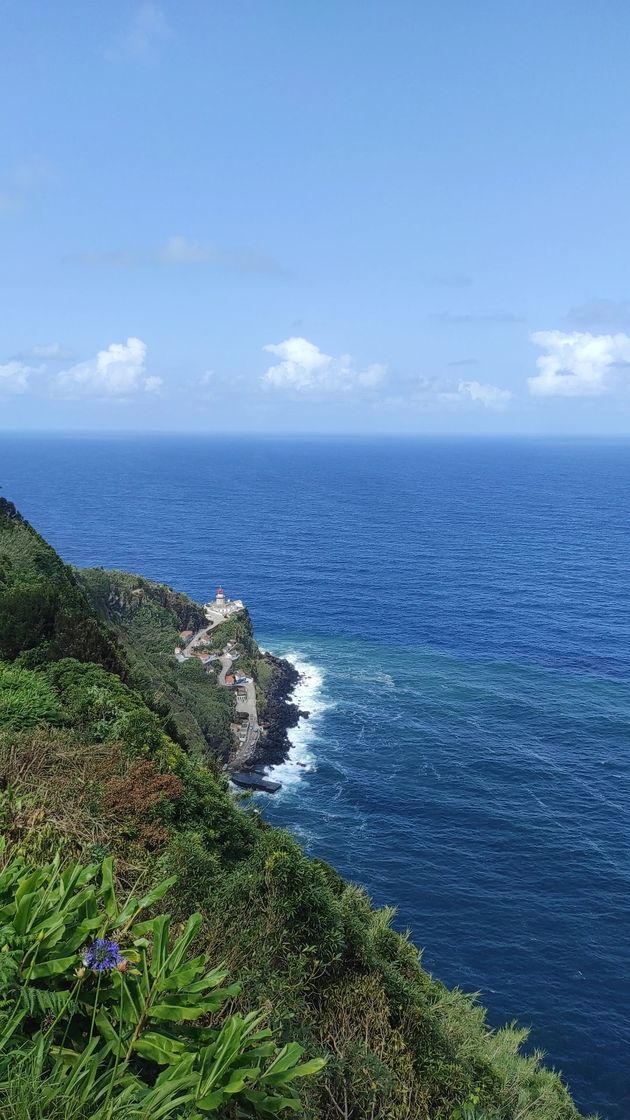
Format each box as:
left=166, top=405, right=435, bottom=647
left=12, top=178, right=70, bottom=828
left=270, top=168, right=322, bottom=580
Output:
left=1, top=434, right=629, bottom=1118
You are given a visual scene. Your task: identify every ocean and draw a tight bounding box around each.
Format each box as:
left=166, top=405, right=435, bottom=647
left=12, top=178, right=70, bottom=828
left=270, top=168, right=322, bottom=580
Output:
left=1, top=434, right=629, bottom=1118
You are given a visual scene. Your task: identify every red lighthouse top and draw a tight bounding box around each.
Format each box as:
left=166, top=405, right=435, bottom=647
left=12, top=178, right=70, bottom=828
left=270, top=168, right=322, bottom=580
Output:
left=216, top=586, right=224, bottom=596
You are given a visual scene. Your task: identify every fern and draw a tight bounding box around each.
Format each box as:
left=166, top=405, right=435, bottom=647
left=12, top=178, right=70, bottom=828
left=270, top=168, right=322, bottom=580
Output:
left=18, top=987, right=73, bottom=1018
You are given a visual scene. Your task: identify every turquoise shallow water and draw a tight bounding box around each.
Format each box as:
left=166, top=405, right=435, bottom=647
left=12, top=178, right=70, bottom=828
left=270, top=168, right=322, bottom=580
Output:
left=1, top=434, right=629, bottom=1117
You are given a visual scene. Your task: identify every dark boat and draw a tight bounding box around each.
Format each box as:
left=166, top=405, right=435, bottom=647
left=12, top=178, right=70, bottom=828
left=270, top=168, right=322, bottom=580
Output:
left=230, top=771, right=282, bottom=794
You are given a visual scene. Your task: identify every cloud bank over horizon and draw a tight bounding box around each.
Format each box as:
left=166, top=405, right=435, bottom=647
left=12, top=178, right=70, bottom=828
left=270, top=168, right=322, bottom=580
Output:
left=262, top=337, right=386, bottom=395
left=5, top=324, right=630, bottom=426
left=260, top=337, right=513, bottom=410
left=0, top=361, right=36, bottom=395
left=528, top=331, right=630, bottom=397
left=53, top=338, right=162, bottom=399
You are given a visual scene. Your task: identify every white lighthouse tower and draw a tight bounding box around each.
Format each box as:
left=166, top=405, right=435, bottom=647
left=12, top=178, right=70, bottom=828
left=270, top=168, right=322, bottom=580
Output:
left=204, top=585, right=244, bottom=623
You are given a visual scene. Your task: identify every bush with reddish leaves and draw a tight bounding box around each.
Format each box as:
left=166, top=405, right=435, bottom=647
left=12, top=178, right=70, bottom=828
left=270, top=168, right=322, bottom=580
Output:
left=102, top=759, right=183, bottom=849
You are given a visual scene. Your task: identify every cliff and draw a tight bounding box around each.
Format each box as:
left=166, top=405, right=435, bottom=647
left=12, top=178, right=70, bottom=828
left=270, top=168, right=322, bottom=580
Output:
left=77, top=566, right=299, bottom=768
left=0, top=499, right=590, bottom=1120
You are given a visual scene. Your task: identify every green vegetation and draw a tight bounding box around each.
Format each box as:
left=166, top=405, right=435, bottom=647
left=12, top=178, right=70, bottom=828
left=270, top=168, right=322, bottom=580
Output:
left=0, top=842, right=324, bottom=1118
left=0, top=500, right=124, bottom=674
left=0, top=499, right=590, bottom=1120
left=206, top=613, right=259, bottom=663
left=78, top=567, right=241, bottom=758
left=0, top=662, right=64, bottom=731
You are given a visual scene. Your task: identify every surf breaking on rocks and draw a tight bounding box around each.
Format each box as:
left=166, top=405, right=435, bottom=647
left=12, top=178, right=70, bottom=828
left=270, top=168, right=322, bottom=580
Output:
left=265, top=650, right=333, bottom=788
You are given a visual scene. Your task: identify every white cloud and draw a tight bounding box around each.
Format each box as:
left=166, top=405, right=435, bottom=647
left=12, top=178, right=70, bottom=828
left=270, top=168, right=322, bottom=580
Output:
left=528, top=330, right=630, bottom=397
left=158, top=237, right=283, bottom=274
left=262, top=337, right=385, bottom=394
left=193, top=370, right=216, bottom=402
left=385, top=376, right=512, bottom=411
left=0, top=361, right=32, bottom=395
left=453, top=379, right=512, bottom=408
left=261, top=338, right=510, bottom=409
left=54, top=338, right=162, bottom=399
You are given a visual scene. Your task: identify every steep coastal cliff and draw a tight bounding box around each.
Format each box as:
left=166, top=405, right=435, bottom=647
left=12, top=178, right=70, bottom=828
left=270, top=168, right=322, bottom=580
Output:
left=0, top=497, right=589, bottom=1120
left=77, top=566, right=302, bottom=771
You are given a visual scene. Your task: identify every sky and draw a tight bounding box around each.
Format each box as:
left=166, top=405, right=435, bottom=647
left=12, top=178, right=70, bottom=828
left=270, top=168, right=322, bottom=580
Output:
left=2, top=0, right=630, bottom=435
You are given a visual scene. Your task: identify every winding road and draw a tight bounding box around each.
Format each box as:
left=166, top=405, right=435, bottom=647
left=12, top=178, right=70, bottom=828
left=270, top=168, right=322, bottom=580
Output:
left=179, top=625, right=260, bottom=766
left=217, top=653, right=260, bottom=764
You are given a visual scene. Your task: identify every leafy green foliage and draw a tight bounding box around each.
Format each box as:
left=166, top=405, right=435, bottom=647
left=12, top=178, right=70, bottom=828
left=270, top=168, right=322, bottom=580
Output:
left=78, top=567, right=236, bottom=758
left=0, top=500, right=125, bottom=673
left=78, top=568, right=206, bottom=642
left=0, top=662, right=63, bottom=731
left=44, top=658, right=168, bottom=752
left=175, top=660, right=233, bottom=751
left=0, top=845, right=324, bottom=1118
left=207, top=612, right=259, bottom=676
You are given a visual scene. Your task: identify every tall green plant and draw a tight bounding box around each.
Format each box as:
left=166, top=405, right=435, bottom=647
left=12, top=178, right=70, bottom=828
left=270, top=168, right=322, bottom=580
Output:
left=0, top=842, right=324, bottom=1117
left=0, top=662, right=63, bottom=732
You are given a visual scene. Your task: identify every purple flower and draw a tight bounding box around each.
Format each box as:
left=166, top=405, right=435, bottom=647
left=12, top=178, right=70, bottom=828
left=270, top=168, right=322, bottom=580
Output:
left=83, top=938, right=125, bottom=973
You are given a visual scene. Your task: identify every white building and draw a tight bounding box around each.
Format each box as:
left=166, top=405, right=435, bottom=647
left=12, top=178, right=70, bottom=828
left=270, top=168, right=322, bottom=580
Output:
left=204, top=585, right=245, bottom=622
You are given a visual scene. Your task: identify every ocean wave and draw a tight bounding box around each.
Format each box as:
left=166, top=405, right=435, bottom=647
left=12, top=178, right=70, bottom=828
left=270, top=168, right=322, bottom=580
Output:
left=265, top=649, right=334, bottom=787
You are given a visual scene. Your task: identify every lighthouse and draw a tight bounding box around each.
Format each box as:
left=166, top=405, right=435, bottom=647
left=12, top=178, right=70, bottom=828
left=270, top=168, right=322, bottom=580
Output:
left=204, top=585, right=244, bottom=623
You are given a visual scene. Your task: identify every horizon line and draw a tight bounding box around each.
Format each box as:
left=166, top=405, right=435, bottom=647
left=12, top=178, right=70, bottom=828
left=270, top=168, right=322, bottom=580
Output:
left=2, top=428, right=630, bottom=442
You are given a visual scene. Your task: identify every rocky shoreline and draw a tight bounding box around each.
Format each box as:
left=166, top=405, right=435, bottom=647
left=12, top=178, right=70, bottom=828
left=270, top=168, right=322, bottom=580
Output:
left=249, top=652, right=303, bottom=770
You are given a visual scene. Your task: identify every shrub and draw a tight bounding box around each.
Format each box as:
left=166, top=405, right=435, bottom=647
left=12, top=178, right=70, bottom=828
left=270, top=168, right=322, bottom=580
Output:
left=156, top=831, right=222, bottom=921
left=0, top=843, right=325, bottom=1117
left=44, top=659, right=166, bottom=752
left=0, top=662, right=63, bottom=732
left=102, top=760, right=183, bottom=849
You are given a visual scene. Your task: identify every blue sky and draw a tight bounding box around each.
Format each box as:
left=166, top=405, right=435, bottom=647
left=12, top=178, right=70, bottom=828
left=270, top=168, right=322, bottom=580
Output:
left=2, top=0, right=630, bottom=434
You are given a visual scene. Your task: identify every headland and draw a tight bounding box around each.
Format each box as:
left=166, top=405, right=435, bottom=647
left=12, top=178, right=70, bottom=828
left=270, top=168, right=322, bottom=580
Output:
left=174, top=585, right=302, bottom=791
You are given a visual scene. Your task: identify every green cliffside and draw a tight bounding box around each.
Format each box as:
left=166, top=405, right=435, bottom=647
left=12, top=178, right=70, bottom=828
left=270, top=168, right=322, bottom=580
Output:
left=77, top=565, right=235, bottom=757
left=0, top=498, right=125, bottom=673
left=76, top=566, right=296, bottom=765
left=0, top=498, right=590, bottom=1120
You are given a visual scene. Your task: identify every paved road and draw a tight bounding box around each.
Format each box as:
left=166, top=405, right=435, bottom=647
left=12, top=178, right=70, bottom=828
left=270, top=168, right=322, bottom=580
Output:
left=204, top=605, right=244, bottom=629
left=179, top=632, right=260, bottom=765
left=176, top=627, right=211, bottom=662
left=185, top=627, right=212, bottom=652
left=218, top=652, right=233, bottom=685
left=235, top=678, right=258, bottom=726
left=183, top=609, right=243, bottom=655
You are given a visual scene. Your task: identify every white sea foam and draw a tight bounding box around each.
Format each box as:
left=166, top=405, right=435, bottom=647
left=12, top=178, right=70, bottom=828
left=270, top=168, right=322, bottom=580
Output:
left=265, top=650, right=333, bottom=787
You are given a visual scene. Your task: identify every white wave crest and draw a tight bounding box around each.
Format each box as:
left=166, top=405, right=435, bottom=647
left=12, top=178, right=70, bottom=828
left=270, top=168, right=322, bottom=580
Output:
left=266, top=649, right=333, bottom=787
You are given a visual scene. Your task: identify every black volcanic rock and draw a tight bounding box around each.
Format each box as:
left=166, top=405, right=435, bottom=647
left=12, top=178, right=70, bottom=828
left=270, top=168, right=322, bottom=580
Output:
left=252, top=653, right=301, bottom=768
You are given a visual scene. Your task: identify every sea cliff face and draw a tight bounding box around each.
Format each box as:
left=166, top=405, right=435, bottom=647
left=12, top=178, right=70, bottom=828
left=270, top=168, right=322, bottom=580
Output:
left=0, top=498, right=588, bottom=1120
left=251, top=651, right=301, bottom=768
left=77, top=565, right=207, bottom=634
left=78, top=566, right=303, bottom=773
